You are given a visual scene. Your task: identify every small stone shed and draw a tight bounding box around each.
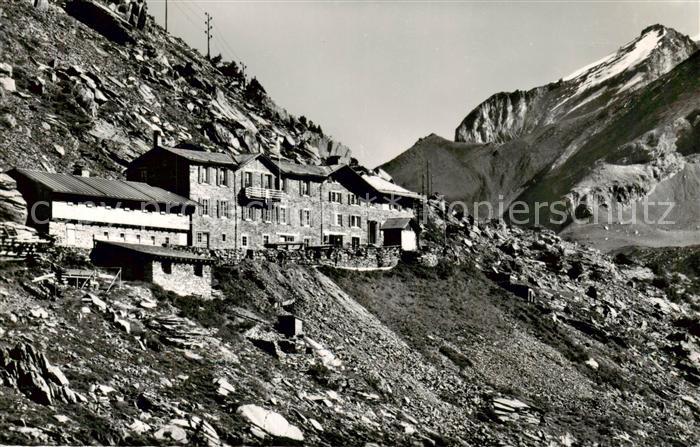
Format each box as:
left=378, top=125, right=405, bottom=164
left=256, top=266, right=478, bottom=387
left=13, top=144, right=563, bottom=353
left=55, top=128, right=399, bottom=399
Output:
left=381, top=218, right=418, bottom=251
left=91, top=240, right=213, bottom=298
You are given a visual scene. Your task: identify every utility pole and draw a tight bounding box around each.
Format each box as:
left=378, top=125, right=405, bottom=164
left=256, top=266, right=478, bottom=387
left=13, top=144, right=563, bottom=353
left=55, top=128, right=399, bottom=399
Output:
left=205, top=12, right=213, bottom=60
left=164, top=0, right=168, bottom=32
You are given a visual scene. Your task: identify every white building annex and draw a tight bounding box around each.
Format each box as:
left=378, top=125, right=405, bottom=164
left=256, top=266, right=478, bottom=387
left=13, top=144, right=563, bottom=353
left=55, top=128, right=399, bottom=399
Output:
left=8, top=169, right=198, bottom=249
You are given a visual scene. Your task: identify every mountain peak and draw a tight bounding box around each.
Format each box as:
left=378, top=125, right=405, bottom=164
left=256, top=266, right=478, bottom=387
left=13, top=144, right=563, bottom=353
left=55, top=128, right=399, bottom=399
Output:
left=641, top=23, right=670, bottom=35
left=562, top=24, right=695, bottom=90
left=454, top=24, right=697, bottom=145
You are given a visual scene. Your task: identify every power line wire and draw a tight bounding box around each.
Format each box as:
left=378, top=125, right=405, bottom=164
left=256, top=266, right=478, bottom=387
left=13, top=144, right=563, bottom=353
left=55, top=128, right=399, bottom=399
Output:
left=181, top=1, right=242, bottom=62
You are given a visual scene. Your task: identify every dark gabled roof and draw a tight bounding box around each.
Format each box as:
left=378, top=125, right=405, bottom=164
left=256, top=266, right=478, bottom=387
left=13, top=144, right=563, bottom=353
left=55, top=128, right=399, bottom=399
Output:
left=95, top=240, right=213, bottom=263
left=11, top=169, right=197, bottom=207
left=381, top=217, right=413, bottom=230
left=271, top=159, right=337, bottom=178
left=159, top=146, right=239, bottom=166
left=232, top=153, right=259, bottom=166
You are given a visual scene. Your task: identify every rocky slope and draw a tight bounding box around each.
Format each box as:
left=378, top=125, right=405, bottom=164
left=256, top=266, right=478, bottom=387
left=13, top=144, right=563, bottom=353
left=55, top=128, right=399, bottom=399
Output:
left=0, top=200, right=698, bottom=445
left=0, top=0, right=353, bottom=179
left=382, top=25, right=700, bottom=249
left=1, top=2, right=699, bottom=444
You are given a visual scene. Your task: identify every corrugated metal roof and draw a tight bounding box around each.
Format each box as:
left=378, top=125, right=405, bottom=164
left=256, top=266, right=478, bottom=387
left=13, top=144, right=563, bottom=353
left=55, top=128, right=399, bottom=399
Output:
left=381, top=217, right=413, bottom=230
left=17, top=170, right=104, bottom=196
left=161, top=146, right=238, bottom=166
left=78, top=177, right=153, bottom=201
left=14, top=169, right=197, bottom=206
left=96, top=240, right=212, bottom=263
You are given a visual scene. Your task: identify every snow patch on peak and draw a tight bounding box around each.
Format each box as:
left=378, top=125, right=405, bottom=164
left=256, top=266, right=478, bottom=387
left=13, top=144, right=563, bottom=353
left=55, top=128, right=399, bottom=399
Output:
left=565, top=28, right=666, bottom=96
left=563, top=52, right=616, bottom=82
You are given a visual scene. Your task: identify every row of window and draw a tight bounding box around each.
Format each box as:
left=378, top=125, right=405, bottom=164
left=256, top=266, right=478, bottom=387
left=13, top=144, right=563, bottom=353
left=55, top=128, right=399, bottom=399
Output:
left=198, top=199, right=231, bottom=218
left=194, top=167, right=410, bottom=213
left=334, top=213, right=362, bottom=228
left=66, top=202, right=184, bottom=216
left=100, top=231, right=171, bottom=245
left=197, top=166, right=231, bottom=187
left=329, top=191, right=363, bottom=205
left=198, top=167, right=315, bottom=197
left=197, top=200, right=364, bottom=230
left=242, top=206, right=311, bottom=226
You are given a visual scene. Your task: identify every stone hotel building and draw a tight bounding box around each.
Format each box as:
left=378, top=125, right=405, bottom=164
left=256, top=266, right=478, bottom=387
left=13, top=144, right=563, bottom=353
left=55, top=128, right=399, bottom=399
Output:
left=126, top=144, right=421, bottom=250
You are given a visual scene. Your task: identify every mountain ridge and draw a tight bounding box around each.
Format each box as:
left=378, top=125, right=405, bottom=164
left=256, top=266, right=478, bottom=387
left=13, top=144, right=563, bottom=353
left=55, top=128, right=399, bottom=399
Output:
left=382, top=23, right=700, bottom=250
left=454, top=24, right=697, bottom=146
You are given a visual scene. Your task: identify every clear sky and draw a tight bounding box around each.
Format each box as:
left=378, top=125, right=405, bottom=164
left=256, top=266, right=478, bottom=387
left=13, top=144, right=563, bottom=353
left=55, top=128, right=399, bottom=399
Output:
left=150, top=1, right=699, bottom=167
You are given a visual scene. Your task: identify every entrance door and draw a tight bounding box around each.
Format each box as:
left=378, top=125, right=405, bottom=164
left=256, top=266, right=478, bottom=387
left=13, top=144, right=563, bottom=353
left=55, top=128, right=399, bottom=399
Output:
left=197, top=232, right=210, bottom=248
left=328, top=235, right=343, bottom=247
left=368, top=221, right=378, bottom=245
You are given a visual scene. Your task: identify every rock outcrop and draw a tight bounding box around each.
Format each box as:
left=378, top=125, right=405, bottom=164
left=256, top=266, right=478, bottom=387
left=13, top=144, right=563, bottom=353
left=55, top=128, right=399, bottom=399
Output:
left=0, top=173, right=27, bottom=224
left=65, top=0, right=138, bottom=46
left=0, top=343, right=83, bottom=406
left=0, top=0, right=352, bottom=180
left=455, top=88, right=547, bottom=144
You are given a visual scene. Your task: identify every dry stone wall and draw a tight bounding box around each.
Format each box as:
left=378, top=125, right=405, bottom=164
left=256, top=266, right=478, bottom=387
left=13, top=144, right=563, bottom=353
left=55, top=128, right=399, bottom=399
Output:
left=150, top=260, right=212, bottom=298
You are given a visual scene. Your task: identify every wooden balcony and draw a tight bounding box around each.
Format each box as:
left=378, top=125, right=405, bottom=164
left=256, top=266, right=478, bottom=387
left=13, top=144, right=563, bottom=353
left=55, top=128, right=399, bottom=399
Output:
left=245, top=187, right=287, bottom=201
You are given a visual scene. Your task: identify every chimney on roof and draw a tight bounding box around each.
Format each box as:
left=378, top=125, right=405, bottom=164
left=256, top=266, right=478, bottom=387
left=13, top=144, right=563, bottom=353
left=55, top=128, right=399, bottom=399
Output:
left=324, top=155, right=342, bottom=166
left=153, top=129, right=162, bottom=149
left=72, top=164, right=90, bottom=177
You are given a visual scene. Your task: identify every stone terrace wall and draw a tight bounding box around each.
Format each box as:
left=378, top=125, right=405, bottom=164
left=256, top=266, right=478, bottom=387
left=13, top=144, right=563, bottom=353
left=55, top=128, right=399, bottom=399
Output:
left=172, top=245, right=401, bottom=270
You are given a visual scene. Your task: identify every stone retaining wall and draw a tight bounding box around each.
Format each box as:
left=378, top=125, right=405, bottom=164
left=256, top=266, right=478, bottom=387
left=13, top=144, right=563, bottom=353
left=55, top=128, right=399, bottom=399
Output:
left=171, top=245, right=401, bottom=270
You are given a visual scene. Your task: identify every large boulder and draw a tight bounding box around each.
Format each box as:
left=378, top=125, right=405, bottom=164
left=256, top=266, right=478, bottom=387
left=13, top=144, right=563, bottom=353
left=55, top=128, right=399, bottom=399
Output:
left=33, top=0, right=49, bottom=10
left=236, top=404, right=304, bottom=442
left=0, top=173, right=27, bottom=224
left=65, top=0, right=136, bottom=45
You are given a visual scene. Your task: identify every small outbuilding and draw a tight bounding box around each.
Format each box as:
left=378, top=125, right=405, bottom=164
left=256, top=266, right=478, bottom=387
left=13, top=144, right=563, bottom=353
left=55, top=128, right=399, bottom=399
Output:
left=91, top=240, right=213, bottom=298
left=380, top=218, right=418, bottom=251
left=276, top=314, right=304, bottom=338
